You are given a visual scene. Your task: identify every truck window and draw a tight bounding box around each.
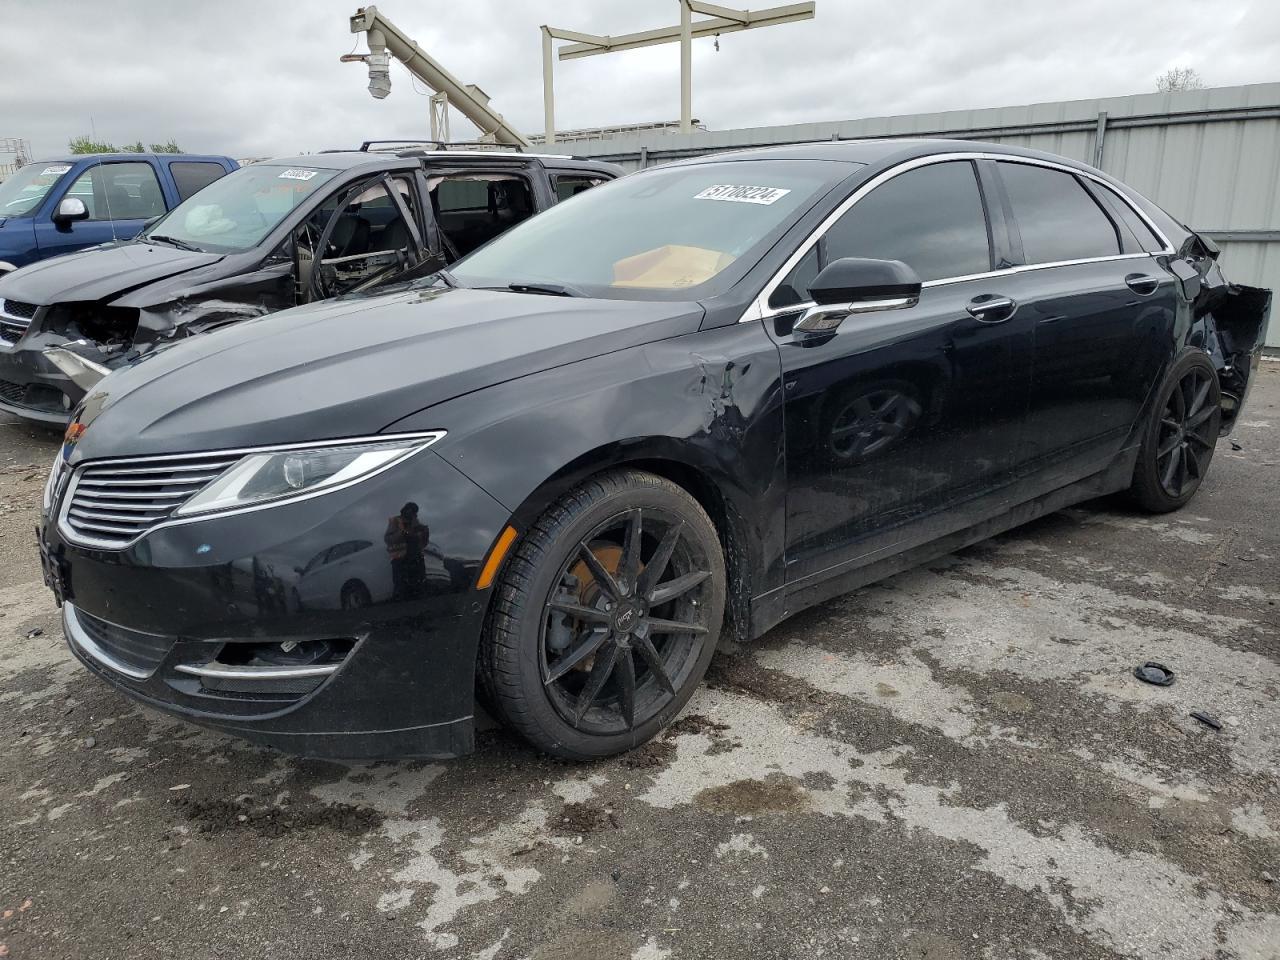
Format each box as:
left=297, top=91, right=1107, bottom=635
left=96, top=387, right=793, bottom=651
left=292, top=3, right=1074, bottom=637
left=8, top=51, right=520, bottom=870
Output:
left=170, top=161, right=230, bottom=202
left=64, top=162, right=166, bottom=221
left=553, top=173, right=608, bottom=202
left=429, top=173, right=535, bottom=257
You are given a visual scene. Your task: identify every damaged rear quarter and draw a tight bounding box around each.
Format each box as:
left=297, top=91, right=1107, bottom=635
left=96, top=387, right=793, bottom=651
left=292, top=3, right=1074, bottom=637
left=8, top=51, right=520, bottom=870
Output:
left=1180, top=235, right=1273, bottom=433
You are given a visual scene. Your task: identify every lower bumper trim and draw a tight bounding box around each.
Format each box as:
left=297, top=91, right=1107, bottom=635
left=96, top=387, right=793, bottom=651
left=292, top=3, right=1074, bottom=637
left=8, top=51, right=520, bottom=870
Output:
left=174, top=661, right=340, bottom=680
left=64, top=603, right=154, bottom=680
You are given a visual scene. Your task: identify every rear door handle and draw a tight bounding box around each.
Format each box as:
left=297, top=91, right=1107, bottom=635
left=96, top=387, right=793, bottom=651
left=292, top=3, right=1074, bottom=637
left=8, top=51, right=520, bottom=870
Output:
left=1125, top=273, right=1161, bottom=296
left=966, top=295, right=1017, bottom=323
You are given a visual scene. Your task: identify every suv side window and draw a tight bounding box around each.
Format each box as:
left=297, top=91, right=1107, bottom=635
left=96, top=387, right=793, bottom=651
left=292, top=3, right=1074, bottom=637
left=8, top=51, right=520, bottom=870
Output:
left=430, top=173, right=535, bottom=257
left=552, top=173, right=608, bottom=202
left=170, top=161, right=229, bottom=202
left=770, top=160, right=991, bottom=308
left=64, top=161, right=167, bottom=221
left=998, top=162, right=1120, bottom=264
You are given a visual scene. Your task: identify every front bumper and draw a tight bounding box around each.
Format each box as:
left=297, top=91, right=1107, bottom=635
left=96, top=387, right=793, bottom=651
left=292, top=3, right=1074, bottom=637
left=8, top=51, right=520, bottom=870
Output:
left=0, top=336, right=79, bottom=425
left=43, top=447, right=511, bottom=759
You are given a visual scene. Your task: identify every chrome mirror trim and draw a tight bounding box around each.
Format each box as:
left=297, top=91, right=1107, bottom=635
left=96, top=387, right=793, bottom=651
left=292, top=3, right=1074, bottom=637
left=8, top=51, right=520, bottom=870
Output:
left=794, top=295, right=918, bottom=336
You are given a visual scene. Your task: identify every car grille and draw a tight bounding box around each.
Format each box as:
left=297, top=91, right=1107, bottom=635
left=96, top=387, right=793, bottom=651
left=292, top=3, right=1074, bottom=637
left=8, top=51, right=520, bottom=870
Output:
left=73, top=606, right=174, bottom=676
left=0, top=299, right=38, bottom=321
left=0, top=379, right=26, bottom=404
left=63, top=453, right=242, bottom=547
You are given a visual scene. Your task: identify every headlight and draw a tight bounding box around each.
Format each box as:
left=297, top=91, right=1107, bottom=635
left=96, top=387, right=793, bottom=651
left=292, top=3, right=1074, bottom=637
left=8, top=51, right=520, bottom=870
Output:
left=174, top=433, right=444, bottom=517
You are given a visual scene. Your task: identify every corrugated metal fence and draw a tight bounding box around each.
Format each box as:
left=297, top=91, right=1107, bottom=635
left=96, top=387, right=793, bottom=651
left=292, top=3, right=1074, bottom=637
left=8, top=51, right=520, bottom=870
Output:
left=566, top=82, right=1280, bottom=347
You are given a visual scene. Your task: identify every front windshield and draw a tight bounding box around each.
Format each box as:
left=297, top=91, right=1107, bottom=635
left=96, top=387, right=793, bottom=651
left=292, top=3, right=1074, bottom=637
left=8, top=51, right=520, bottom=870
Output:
left=450, top=160, right=849, bottom=300
left=141, top=163, right=339, bottom=254
left=0, top=162, right=74, bottom=217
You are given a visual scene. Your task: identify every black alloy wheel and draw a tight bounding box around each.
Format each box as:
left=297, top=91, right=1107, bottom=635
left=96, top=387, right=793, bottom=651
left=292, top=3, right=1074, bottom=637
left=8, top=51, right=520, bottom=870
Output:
left=481, top=470, right=726, bottom=759
left=1130, top=352, right=1222, bottom=512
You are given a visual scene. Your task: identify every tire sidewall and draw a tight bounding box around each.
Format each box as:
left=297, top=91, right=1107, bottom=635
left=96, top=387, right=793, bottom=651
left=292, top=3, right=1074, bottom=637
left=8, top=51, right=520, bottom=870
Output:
left=502, top=477, right=725, bottom=759
left=1133, top=350, right=1222, bottom=511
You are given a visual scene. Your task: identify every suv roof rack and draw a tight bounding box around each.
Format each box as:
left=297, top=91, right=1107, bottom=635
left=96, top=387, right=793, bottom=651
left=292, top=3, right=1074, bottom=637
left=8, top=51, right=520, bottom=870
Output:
left=358, top=139, right=523, bottom=154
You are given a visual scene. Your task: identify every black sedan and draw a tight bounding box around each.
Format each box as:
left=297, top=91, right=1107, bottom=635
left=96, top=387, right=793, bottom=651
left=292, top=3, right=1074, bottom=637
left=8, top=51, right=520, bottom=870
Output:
left=38, top=139, right=1271, bottom=761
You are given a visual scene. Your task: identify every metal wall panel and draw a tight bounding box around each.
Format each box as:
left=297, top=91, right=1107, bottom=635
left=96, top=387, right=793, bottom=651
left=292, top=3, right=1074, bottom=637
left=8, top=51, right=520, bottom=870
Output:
left=568, top=83, right=1280, bottom=345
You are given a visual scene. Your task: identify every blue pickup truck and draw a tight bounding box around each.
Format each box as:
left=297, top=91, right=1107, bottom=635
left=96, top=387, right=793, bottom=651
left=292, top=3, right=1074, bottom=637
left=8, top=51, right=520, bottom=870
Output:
left=0, top=153, right=238, bottom=275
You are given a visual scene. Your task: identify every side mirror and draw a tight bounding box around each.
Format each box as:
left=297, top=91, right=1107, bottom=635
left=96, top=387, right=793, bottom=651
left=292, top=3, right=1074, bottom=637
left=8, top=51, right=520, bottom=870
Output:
left=794, top=258, right=922, bottom=341
left=53, top=197, right=90, bottom=225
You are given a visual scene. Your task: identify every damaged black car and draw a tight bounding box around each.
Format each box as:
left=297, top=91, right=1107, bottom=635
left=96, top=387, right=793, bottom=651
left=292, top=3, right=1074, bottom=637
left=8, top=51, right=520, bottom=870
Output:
left=39, top=140, right=1270, bottom=761
left=0, top=146, right=618, bottom=423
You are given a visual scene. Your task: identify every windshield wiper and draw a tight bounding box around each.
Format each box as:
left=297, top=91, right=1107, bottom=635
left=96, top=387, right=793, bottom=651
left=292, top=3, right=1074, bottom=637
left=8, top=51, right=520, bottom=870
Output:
left=507, top=281, right=587, bottom=298
left=146, top=235, right=202, bottom=253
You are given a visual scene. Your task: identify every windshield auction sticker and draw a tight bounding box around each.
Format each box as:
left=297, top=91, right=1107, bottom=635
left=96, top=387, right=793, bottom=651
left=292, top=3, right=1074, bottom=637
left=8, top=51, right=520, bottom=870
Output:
left=41, top=165, right=72, bottom=176
left=694, top=184, right=791, bottom=205
left=277, top=169, right=319, bottom=181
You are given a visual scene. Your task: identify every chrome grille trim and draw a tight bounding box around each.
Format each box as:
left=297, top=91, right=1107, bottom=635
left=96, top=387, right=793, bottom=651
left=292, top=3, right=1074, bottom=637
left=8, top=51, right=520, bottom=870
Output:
left=61, top=453, right=243, bottom=548
left=0, top=299, right=39, bottom=321
left=54, top=431, right=447, bottom=551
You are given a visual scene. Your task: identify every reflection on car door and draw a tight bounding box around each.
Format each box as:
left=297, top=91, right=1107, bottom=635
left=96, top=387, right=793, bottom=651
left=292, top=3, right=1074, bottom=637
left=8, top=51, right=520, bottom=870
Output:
left=990, top=161, right=1177, bottom=487
left=771, top=160, right=1034, bottom=585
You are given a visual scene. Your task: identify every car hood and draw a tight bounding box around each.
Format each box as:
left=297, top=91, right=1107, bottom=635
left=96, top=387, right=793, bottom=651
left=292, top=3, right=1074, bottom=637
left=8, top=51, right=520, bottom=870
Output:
left=0, top=241, right=222, bottom=305
left=69, top=286, right=705, bottom=460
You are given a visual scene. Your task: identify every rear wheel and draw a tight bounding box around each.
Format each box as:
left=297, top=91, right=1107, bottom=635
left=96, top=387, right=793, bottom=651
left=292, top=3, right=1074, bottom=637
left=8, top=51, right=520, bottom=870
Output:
left=1129, top=352, right=1222, bottom=512
left=481, top=470, right=726, bottom=760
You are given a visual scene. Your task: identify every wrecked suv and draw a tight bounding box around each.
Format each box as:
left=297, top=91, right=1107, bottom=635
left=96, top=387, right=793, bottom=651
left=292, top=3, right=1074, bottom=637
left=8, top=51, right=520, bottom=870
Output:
left=0, top=145, right=619, bottom=423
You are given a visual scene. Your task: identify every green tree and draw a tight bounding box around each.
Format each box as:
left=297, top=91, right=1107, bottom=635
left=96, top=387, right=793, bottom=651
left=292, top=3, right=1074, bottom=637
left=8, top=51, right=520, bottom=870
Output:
left=122, top=141, right=146, bottom=153
left=148, top=140, right=183, bottom=154
left=68, top=135, right=117, bottom=154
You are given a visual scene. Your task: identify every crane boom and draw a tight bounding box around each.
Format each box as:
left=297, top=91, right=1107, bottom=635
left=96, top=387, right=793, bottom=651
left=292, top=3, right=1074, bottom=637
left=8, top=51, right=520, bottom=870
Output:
left=348, top=6, right=531, bottom=149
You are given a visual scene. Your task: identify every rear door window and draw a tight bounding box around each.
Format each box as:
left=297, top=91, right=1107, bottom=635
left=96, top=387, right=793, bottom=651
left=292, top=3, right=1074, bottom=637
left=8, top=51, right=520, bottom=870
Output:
left=170, top=161, right=230, bottom=202
left=64, top=161, right=166, bottom=221
left=998, top=162, right=1121, bottom=264
left=430, top=172, right=536, bottom=257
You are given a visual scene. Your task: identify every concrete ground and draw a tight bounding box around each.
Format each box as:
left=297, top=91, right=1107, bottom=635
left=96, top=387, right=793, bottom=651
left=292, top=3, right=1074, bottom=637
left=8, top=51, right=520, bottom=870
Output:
left=2, top=366, right=1279, bottom=960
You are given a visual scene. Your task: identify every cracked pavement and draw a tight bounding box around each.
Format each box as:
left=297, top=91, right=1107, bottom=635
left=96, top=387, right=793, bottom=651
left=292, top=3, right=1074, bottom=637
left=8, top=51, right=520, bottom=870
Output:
left=2, top=365, right=1278, bottom=960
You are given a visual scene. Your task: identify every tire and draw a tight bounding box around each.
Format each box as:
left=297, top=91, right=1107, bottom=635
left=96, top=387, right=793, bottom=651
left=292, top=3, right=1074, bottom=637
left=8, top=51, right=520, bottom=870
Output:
left=1129, top=350, right=1222, bottom=513
left=340, top=581, right=372, bottom=610
left=481, top=469, right=726, bottom=760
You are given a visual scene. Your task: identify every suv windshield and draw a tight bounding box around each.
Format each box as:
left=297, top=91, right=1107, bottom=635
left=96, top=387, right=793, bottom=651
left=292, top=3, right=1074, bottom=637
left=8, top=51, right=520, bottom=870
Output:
left=451, top=160, right=849, bottom=301
left=0, top=162, right=74, bottom=217
left=141, top=163, right=339, bottom=254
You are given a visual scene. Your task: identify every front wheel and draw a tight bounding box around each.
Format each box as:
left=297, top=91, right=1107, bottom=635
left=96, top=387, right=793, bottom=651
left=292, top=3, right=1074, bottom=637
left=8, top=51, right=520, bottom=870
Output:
left=481, top=470, right=726, bottom=760
left=1129, top=351, right=1222, bottom=512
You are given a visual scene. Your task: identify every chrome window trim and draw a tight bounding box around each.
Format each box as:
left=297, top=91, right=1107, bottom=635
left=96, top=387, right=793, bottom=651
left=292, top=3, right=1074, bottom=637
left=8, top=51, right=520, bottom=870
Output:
left=55, top=430, right=446, bottom=551
left=740, top=151, right=1176, bottom=323
left=63, top=603, right=157, bottom=680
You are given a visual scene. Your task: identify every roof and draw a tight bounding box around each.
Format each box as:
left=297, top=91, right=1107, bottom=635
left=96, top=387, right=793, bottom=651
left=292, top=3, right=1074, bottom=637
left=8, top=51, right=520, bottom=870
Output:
left=32, top=153, right=232, bottom=164
left=262, top=150, right=622, bottom=175
left=673, top=138, right=1102, bottom=173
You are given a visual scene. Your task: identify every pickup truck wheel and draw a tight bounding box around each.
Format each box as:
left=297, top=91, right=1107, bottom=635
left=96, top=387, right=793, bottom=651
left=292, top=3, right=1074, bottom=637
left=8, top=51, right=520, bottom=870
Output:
left=1129, top=351, right=1221, bottom=512
left=481, top=470, right=725, bottom=760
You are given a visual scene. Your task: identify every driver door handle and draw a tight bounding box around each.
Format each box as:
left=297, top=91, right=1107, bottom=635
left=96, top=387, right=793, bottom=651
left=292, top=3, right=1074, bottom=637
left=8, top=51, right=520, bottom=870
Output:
left=966, top=295, right=1017, bottom=323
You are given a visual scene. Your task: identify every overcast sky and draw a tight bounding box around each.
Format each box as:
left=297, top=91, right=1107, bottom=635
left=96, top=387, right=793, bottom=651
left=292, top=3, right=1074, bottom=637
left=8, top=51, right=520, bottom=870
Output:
left=2, top=0, right=1277, bottom=160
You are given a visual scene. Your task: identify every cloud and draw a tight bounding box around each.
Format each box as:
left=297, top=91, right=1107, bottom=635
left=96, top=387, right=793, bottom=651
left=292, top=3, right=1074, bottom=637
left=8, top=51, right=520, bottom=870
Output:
left=1, top=0, right=1276, bottom=161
